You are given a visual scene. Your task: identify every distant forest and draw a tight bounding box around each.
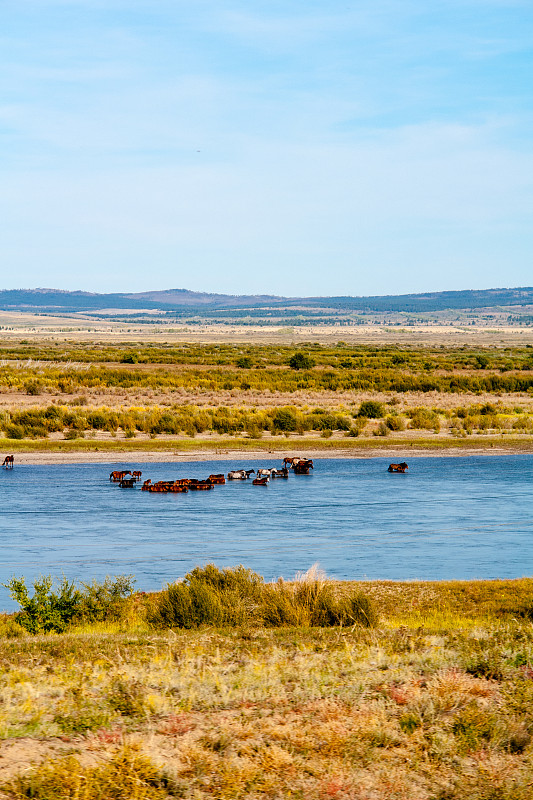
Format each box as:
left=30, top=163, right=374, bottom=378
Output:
left=0, top=286, right=532, bottom=315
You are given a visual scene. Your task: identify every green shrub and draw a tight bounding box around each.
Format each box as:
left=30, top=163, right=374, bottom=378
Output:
left=2, top=575, right=136, bottom=634
left=148, top=565, right=378, bottom=631
left=5, top=424, right=25, bottom=439
left=65, top=428, right=84, bottom=439
left=2, top=576, right=82, bottom=634
left=273, top=408, right=299, bottom=432
left=288, top=352, right=315, bottom=370
left=357, top=400, right=384, bottom=418
left=339, top=592, right=379, bottom=627
left=386, top=414, right=406, bottom=431
left=261, top=583, right=301, bottom=626
left=148, top=565, right=263, bottom=630
left=121, top=352, right=139, bottom=363
left=25, top=380, right=42, bottom=396
left=76, top=575, right=136, bottom=623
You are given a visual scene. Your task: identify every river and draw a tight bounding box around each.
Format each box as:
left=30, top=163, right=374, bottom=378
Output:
left=0, top=455, right=532, bottom=610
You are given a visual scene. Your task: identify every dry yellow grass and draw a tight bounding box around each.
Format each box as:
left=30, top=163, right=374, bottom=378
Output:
left=1, top=578, right=533, bottom=798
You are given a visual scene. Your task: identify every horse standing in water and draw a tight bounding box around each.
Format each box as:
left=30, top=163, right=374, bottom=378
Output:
left=2, top=455, right=14, bottom=469
left=388, top=462, right=408, bottom=473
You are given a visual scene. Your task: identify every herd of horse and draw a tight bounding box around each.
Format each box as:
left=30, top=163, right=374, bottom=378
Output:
left=108, top=458, right=316, bottom=494
left=2, top=456, right=408, bottom=481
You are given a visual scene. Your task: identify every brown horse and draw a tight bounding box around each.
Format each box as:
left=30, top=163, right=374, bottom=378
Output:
left=208, top=474, right=226, bottom=484
left=132, top=470, right=142, bottom=480
left=388, top=462, right=408, bottom=473
left=293, top=459, right=314, bottom=475
left=283, top=457, right=300, bottom=468
left=2, top=455, right=14, bottom=469
left=110, top=470, right=131, bottom=482
left=168, top=482, right=189, bottom=493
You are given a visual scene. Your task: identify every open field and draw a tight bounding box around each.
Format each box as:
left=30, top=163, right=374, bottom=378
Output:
left=1, top=310, right=533, bottom=346
left=1, top=575, right=533, bottom=799
left=1, top=336, right=533, bottom=456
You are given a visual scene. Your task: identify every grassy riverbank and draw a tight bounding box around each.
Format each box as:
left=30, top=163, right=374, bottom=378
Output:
left=1, top=575, right=533, bottom=799
left=2, top=434, right=533, bottom=459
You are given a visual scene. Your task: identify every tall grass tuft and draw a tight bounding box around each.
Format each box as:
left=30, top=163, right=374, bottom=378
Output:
left=2, top=746, right=175, bottom=800
left=147, top=565, right=264, bottom=629
left=148, top=564, right=378, bottom=630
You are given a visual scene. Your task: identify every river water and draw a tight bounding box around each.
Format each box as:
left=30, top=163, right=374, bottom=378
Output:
left=0, top=455, right=532, bottom=610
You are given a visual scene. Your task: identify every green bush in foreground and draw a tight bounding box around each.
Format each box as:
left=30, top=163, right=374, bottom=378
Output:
left=3, top=574, right=136, bottom=634
left=148, top=564, right=378, bottom=630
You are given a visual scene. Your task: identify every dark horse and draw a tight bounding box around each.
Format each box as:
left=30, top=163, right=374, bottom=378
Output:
left=388, top=462, right=408, bottom=473
left=2, top=455, right=14, bottom=469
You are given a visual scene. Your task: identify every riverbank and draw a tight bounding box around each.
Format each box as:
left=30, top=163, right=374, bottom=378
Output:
left=2, top=434, right=533, bottom=464
left=1, top=577, right=532, bottom=799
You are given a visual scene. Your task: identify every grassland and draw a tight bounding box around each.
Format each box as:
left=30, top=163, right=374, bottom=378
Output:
left=1, top=574, right=533, bottom=799
left=1, top=338, right=533, bottom=456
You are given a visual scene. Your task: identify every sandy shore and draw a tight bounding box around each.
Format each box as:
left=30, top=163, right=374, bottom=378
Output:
left=7, top=445, right=533, bottom=466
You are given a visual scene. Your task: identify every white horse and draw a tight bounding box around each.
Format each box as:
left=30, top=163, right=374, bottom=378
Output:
left=256, top=468, right=276, bottom=478
left=227, top=469, right=255, bottom=480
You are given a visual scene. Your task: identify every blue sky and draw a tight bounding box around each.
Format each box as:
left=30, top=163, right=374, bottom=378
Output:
left=1, top=1, right=532, bottom=296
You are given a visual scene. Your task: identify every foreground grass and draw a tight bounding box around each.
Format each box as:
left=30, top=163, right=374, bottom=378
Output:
left=1, top=580, right=533, bottom=798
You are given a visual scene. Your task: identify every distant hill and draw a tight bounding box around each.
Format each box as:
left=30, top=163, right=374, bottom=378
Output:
left=0, top=286, right=532, bottom=314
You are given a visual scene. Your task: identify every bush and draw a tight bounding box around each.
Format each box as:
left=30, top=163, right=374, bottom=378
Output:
left=273, top=408, right=299, bottom=432
left=5, top=424, right=25, bottom=439
left=3, top=575, right=136, bottom=634
left=76, top=575, right=136, bottom=623
left=357, top=400, right=384, bottom=418
left=2, top=576, right=82, bottom=634
left=386, top=414, right=406, bottom=431
left=288, top=352, right=315, bottom=370
left=148, top=564, right=378, bottom=631
left=65, top=428, right=84, bottom=439
left=374, top=421, right=389, bottom=436
left=407, top=407, right=441, bottom=431
left=25, top=380, right=42, bottom=396
left=148, top=565, right=263, bottom=629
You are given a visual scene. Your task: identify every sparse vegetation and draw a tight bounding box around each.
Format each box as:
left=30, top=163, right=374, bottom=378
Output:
left=1, top=574, right=533, bottom=798
left=0, top=340, right=531, bottom=451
